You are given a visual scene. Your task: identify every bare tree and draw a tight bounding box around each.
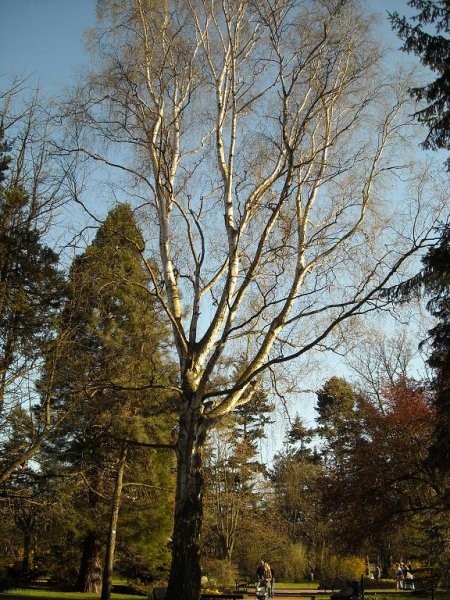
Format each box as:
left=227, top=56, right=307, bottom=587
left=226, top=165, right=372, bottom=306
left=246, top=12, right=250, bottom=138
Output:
left=60, top=0, right=448, bottom=597
left=345, top=326, right=418, bottom=410
left=0, top=81, right=71, bottom=482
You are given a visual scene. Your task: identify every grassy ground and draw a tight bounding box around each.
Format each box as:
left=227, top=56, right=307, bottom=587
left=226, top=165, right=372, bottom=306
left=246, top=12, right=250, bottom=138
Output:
left=0, top=588, right=146, bottom=600
left=362, top=595, right=450, bottom=600
left=1, top=585, right=449, bottom=600
left=261, top=582, right=450, bottom=600
left=272, top=581, right=450, bottom=598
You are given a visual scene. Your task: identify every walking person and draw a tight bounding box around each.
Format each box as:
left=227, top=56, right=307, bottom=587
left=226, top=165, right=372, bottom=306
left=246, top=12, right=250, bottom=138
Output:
left=396, top=563, right=403, bottom=590
left=402, top=563, right=410, bottom=590
left=269, top=565, right=275, bottom=597
left=256, top=560, right=272, bottom=598
left=406, top=562, right=415, bottom=591
left=375, top=565, right=381, bottom=581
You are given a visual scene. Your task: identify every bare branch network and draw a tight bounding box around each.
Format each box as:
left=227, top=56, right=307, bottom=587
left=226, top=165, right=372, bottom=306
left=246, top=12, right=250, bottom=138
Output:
left=60, top=0, right=448, bottom=418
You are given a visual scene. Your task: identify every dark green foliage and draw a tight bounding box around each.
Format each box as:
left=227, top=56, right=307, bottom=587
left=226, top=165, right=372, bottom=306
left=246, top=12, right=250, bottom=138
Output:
left=421, top=225, right=450, bottom=368
left=386, top=0, right=450, bottom=476
left=39, top=203, right=176, bottom=587
left=0, top=124, right=11, bottom=182
left=315, top=376, right=359, bottom=431
left=390, top=0, right=450, bottom=165
left=287, top=414, right=315, bottom=459
left=315, top=376, right=365, bottom=475
left=420, top=225, right=450, bottom=475
left=384, top=224, right=450, bottom=477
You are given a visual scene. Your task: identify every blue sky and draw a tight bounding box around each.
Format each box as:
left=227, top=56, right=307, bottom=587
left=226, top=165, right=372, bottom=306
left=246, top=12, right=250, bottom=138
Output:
left=0, top=0, right=413, bottom=97
left=1, top=0, right=96, bottom=94
left=0, top=0, right=427, bottom=462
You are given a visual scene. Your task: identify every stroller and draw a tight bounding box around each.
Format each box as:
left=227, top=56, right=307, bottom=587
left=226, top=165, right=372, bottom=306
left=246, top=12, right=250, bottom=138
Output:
left=256, top=577, right=269, bottom=600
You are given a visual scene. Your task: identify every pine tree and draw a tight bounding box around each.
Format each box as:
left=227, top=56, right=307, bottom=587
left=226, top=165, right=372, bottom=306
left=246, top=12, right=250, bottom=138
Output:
left=40, top=204, right=176, bottom=592
left=384, top=224, right=450, bottom=494
left=417, top=226, right=450, bottom=481
left=389, top=0, right=450, bottom=515
left=0, top=109, right=67, bottom=490
left=390, top=0, right=450, bottom=166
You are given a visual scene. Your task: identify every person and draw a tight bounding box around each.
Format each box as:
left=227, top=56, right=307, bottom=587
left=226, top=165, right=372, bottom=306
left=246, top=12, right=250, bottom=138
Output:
left=405, top=562, right=414, bottom=590
left=396, top=563, right=403, bottom=590
left=402, top=562, right=411, bottom=590
left=269, top=565, right=275, bottom=598
left=256, top=560, right=272, bottom=596
left=256, top=559, right=266, bottom=580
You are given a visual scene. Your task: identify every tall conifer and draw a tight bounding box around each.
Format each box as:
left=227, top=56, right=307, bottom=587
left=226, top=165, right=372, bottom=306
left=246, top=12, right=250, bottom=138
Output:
left=41, top=204, right=175, bottom=592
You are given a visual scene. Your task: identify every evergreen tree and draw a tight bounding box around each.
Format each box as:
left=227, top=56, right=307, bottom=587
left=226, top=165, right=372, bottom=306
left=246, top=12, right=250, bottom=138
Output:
left=384, top=224, right=450, bottom=494
left=40, top=204, right=175, bottom=592
left=389, top=0, right=450, bottom=529
left=390, top=0, right=450, bottom=166
left=315, top=377, right=363, bottom=469
left=287, top=414, right=315, bottom=459
left=0, top=102, right=67, bottom=489
left=419, top=225, right=450, bottom=479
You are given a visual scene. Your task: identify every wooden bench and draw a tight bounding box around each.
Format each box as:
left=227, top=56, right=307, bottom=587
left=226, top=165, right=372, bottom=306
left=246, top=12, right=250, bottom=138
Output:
left=320, top=580, right=336, bottom=592
left=235, top=578, right=252, bottom=591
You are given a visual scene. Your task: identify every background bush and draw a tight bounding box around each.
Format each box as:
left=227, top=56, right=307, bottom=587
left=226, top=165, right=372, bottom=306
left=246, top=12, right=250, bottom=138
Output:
left=0, top=566, right=13, bottom=592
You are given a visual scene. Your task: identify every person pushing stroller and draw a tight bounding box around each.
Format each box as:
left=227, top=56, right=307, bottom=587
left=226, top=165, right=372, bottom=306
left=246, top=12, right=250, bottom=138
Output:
left=256, top=560, right=273, bottom=599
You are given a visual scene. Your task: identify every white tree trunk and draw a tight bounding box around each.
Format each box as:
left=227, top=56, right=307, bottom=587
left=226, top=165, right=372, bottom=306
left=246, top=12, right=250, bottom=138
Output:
left=65, top=1, right=448, bottom=597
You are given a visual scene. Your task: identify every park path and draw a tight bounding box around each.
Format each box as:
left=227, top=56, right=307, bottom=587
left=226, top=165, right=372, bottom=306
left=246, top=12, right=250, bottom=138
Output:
left=239, top=588, right=405, bottom=600
left=240, top=587, right=327, bottom=599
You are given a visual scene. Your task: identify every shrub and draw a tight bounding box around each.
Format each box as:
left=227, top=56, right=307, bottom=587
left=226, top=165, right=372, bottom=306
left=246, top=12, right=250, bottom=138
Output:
left=233, top=523, right=306, bottom=582
left=282, top=543, right=308, bottom=582
left=363, top=578, right=395, bottom=589
left=119, top=548, right=167, bottom=584
left=44, top=544, right=79, bottom=586
left=322, top=555, right=366, bottom=580
left=0, top=566, right=13, bottom=592
left=201, top=558, right=238, bottom=587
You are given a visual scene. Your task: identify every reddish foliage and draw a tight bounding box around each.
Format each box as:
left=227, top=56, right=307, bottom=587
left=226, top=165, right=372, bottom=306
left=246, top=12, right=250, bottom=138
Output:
left=321, top=378, right=437, bottom=551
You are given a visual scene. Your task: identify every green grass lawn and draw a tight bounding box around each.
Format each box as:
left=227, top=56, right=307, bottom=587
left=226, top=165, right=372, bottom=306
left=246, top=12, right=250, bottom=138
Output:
left=0, top=589, right=146, bottom=600
left=271, top=581, right=450, bottom=597
left=2, top=585, right=449, bottom=600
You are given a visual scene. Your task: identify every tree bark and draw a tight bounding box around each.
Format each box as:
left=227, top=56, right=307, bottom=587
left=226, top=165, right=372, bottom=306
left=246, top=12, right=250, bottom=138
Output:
left=166, top=405, right=207, bottom=600
left=101, top=444, right=128, bottom=600
left=62, top=2, right=447, bottom=597
left=21, top=528, right=33, bottom=572
left=75, top=532, right=103, bottom=593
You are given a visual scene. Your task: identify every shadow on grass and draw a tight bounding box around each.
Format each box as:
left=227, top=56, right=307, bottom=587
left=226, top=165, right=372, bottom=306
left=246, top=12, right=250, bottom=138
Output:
left=0, top=587, right=146, bottom=600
